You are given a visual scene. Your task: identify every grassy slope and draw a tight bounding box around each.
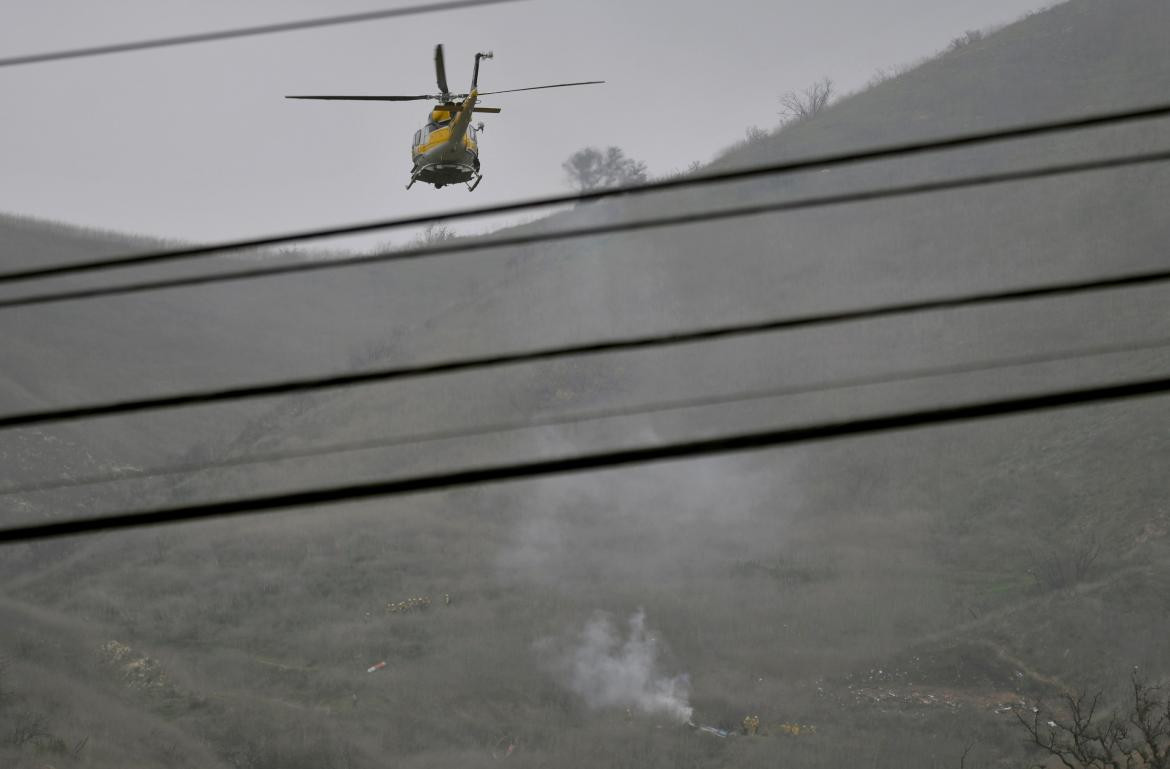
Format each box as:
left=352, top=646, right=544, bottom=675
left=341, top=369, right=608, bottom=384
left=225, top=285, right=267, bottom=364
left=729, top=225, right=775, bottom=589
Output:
left=4, top=1, right=1170, bottom=767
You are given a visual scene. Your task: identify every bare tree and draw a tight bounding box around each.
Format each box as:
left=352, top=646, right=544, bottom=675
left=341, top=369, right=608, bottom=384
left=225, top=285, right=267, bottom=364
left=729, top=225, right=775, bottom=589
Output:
left=779, top=78, right=835, bottom=123
left=411, top=223, right=457, bottom=247
left=1027, top=520, right=1109, bottom=591
left=959, top=739, right=977, bottom=769
left=562, top=146, right=648, bottom=191
left=659, top=160, right=704, bottom=182
left=948, top=29, right=985, bottom=51
left=1014, top=670, right=1170, bottom=769
left=3, top=710, right=51, bottom=748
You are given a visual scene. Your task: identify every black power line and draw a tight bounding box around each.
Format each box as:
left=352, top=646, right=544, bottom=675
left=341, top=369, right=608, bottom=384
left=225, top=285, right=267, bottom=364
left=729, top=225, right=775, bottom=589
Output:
left=3, top=100, right=1170, bottom=289
left=0, top=0, right=527, bottom=68
left=5, top=335, right=1169, bottom=497
left=4, top=147, right=1170, bottom=311
left=2, top=262, right=1169, bottom=431
left=3, top=374, right=1169, bottom=544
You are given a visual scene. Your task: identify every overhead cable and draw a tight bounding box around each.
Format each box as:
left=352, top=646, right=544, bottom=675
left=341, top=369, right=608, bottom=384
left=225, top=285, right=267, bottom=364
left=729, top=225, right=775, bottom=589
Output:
left=3, top=263, right=1170, bottom=430
left=4, top=100, right=1170, bottom=289
left=0, top=0, right=527, bottom=68
left=5, top=335, right=1169, bottom=496
left=3, top=374, right=1169, bottom=543
left=4, top=147, right=1170, bottom=311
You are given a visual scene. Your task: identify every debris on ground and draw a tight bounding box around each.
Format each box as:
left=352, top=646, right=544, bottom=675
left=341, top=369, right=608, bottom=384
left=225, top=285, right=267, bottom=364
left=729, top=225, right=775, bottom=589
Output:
left=367, top=661, right=387, bottom=673
left=99, top=640, right=171, bottom=693
left=688, top=722, right=732, bottom=738
left=687, top=717, right=818, bottom=739
left=386, top=596, right=433, bottom=614
left=492, top=736, right=520, bottom=759
left=844, top=683, right=1025, bottom=713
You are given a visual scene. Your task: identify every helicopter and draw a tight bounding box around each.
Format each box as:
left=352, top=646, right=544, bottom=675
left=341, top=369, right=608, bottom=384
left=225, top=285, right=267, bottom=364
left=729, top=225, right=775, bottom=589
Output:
left=287, top=45, right=604, bottom=192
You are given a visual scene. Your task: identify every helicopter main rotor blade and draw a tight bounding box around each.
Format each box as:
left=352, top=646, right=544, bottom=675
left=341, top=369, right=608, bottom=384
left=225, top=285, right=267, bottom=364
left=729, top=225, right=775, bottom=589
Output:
left=476, top=80, right=605, bottom=96
left=285, top=95, right=438, bottom=101
left=442, top=104, right=503, bottom=113
left=434, top=44, right=450, bottom=97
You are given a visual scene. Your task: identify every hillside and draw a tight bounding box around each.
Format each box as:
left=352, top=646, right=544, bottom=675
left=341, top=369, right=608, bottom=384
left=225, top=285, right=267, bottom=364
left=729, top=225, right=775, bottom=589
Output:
left=3, top=1, right=1170, bottom=767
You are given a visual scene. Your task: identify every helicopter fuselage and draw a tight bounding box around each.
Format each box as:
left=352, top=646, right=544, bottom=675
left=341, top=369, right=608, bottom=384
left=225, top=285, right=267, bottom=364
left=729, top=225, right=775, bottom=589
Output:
left=410, top=90, right=482, bottom=189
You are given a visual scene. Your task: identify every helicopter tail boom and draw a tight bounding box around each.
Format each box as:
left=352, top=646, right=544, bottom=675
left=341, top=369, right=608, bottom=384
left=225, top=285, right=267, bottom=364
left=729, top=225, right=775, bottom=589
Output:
left=445, top=90, right=479, bottom=147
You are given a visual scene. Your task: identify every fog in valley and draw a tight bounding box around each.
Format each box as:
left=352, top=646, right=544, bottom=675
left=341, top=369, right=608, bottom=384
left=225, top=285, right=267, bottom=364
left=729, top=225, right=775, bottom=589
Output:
left=3, top=1, right=1170, bottom=767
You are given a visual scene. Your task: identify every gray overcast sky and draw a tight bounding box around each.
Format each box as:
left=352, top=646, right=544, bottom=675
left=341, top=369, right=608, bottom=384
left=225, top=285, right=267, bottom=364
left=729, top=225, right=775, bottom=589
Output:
left=0, top=0, right=1054, bottom=244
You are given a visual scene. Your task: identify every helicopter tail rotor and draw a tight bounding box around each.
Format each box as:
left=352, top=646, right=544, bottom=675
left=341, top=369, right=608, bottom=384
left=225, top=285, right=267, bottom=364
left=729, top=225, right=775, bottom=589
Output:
left=472, top=51, right=493, bottom=90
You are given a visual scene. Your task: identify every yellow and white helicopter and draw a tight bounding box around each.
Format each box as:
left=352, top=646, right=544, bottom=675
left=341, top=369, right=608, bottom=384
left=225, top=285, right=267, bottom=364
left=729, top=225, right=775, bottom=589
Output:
left=287, top=45, right=603, bottom=192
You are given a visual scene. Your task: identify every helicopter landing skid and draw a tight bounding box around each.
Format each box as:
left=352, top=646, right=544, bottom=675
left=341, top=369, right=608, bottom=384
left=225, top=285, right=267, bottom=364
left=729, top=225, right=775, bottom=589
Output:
left=406, top=171, right=422, bottom=190
left=466, top=174, right=483, bottom=192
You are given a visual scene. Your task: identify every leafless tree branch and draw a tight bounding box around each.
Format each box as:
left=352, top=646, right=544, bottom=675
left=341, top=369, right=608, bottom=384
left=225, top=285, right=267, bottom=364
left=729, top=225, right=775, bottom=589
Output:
left=1014, top=672, right=1170, bottom=769
left=778, top=78, right=834, bottom=123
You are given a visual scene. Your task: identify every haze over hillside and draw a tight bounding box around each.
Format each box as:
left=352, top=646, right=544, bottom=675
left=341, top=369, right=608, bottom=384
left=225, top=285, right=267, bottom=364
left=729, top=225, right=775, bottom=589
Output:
left=3, top=1, right=1170, bottom=767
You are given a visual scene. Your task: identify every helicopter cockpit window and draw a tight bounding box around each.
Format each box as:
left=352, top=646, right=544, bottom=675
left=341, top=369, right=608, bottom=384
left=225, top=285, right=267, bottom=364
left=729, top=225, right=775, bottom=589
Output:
left=413, top=130, right=422, bottom=146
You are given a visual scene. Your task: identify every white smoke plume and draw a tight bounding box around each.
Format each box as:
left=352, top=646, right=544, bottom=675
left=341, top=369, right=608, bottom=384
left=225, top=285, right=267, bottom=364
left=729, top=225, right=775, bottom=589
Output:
left=542, top=609, right=693, bottom=723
